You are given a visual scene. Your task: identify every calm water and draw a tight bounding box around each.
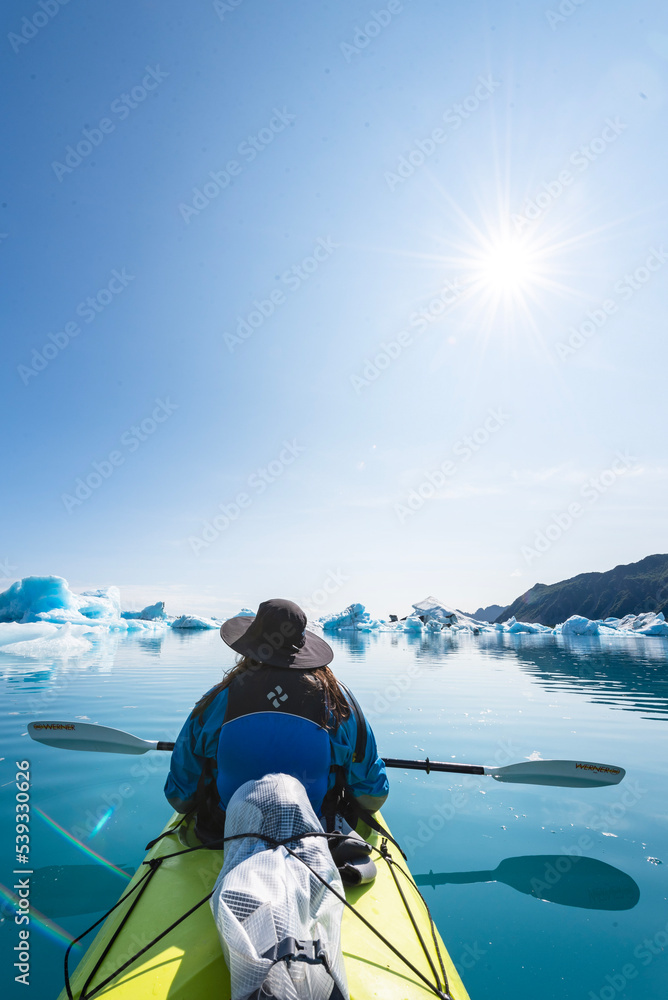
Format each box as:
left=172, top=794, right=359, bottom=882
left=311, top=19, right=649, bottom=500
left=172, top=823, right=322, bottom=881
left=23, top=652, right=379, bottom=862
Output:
left=1, top=628, right=667, bottom=999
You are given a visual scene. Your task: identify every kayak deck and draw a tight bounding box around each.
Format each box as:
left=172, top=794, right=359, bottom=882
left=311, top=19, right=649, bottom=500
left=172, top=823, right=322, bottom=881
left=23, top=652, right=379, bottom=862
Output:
left=58, top=812, right=471, bottom=1000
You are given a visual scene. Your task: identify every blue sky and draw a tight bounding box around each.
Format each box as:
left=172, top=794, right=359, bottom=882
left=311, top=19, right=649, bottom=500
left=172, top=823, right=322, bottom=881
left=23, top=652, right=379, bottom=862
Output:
left=2, top=0, right=667, bottom=619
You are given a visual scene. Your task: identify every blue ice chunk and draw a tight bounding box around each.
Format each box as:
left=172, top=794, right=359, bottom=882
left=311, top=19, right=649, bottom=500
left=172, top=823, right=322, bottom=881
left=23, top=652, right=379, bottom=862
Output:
left=122, top=601, right=167, bottom=621
left=171, top=615, right=220, bottom=630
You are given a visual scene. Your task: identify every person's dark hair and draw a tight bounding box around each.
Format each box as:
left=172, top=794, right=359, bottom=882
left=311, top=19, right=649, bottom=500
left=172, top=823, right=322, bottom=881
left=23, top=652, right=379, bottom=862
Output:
left=190, top=655, right=351, bottom=730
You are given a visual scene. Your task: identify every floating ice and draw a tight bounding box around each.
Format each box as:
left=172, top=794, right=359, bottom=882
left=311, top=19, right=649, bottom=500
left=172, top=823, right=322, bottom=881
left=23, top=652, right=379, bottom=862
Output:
left=508, top=620, right=552, bottom=634
left=0, top=576, right=126, bottom=627
left=317, top=601, right=668, bottom=642
left=0, top=622, right=93, bottom=658
left=171, top=615, right=221, bottom=630
left=121, top=601, right=166, bottom=621
left=0, top=622, right=61, bottom=646
left=0, top=576, right=221, bottom=642
left=559, top=615, right=603, bottom=636
left=321, top=604, right=381, bottom=632
left=411, top=596, right=457, bottom=625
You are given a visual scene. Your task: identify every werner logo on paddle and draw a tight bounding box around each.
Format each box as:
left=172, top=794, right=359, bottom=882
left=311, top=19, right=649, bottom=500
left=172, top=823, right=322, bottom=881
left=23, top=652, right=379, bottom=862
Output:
left=576, top=763, right=621, bottom=775
left=32, top=723, right=75, bottom=730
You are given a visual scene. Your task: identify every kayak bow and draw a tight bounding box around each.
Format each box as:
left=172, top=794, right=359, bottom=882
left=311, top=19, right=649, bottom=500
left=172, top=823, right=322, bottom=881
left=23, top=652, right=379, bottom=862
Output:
left=57, top=811, right=471, bottom=1000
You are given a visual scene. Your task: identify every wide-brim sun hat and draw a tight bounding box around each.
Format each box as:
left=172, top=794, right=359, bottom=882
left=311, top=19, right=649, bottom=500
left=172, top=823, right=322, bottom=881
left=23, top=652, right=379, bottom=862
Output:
left=220, top=597, right=333, bottom=670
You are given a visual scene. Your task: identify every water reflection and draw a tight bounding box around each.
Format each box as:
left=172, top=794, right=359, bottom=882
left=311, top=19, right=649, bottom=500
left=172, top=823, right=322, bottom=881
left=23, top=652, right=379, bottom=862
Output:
left=333, top=629, right=668, bottom=720
left=0, top=634, right=123, bottom=722
left=132, top=632, right=167, bottom=656
left=415, top=855, right=640, bottom=911
left=505, top=641, right=668, bottom=720
left=328, top=631, right=372, bottom=657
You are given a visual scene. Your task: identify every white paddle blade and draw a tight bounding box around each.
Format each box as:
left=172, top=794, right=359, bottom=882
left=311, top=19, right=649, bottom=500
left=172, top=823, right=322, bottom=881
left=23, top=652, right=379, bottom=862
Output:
left=485, top=759, right=625, bottom=788
left=28, top=721, right=158, bottom=755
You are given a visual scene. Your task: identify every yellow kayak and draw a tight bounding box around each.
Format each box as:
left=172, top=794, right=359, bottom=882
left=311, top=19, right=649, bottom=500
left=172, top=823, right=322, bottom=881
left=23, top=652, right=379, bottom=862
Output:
left=58, top=811, right=471, bottom=1000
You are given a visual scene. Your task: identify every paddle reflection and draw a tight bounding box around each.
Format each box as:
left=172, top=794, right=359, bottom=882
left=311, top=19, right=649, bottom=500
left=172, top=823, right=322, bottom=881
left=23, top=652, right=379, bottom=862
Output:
left=415, top=854, right=639, bottom=910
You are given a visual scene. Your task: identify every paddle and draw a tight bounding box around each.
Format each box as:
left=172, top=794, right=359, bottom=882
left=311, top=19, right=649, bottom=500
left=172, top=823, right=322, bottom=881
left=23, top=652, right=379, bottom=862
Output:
left=28, top=721, right=625, bottom=788
left=414, top=855, right=640, bottom=911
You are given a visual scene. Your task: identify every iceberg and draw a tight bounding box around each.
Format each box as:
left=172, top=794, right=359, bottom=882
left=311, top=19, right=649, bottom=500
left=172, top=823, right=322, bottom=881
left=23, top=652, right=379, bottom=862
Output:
left=321, top=604, right=380, bottom=632
left=403, top=616, right=425, bottom=633
left=0, top=576, right=224, bottom=639
left=411, top=597, right=457, bottom=626
left=506, top=620, right=552, bottom=634
left=0, top=622, right=61, bottom=646
left=637, top=619, right=668, bottom=637
left=0, top=622, right=93, bottom=658
left=171, top=615, right=221, bottom=630
left=121, top=601, right=167, bottom=621
left=0, top=576, right=125, bottom=627
left=554, top=612, right=668, bottom=637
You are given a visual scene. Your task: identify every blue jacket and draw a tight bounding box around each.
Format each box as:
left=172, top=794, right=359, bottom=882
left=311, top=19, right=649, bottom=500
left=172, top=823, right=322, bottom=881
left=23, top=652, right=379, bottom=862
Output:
left=165, top=683, right=389, bottom=816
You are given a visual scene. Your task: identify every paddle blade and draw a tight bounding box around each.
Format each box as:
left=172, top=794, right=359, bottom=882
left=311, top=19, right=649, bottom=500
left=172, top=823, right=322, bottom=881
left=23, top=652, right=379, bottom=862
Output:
left=487, top=759, right=625, bottom=787
left=28, top=721, right=158, bottom=755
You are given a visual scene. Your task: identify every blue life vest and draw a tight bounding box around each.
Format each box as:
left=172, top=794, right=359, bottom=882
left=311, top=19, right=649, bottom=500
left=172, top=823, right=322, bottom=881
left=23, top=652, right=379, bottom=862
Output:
left=215, top=666, right=332, bottom=813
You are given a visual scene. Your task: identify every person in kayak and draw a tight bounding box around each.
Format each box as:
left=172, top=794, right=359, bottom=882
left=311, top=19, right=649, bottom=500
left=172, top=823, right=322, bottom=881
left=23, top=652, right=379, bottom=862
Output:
left=164, top=598, right=389, bottom=844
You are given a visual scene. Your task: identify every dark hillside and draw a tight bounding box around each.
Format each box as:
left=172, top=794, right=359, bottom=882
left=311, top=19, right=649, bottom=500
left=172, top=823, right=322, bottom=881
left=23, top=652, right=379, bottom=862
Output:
left=498, top=554, right=668, bottom=626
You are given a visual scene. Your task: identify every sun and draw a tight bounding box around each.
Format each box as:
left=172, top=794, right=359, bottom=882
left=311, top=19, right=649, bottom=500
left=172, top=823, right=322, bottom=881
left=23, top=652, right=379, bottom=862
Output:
left=473, top=234, right=541, bottom=299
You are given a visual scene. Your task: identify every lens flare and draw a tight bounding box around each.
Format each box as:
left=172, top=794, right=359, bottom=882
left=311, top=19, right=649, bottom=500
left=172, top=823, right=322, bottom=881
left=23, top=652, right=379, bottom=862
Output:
left=0, top=882, right=84, bottom=951
left=34, top=806, right=131, bottom=879
left=88, top=807, right=114, bottom=840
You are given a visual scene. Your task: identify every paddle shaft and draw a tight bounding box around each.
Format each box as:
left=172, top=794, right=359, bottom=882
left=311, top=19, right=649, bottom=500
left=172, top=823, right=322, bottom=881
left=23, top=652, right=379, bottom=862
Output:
left=383, top=757, right=484, bottom=776
left=151, top=747, right=483, bottom=776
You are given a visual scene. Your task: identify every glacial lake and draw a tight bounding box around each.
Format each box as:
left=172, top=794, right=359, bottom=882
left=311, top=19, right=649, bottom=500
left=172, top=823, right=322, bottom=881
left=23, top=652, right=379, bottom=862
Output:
left=1, top=627, right=667, bottom=1000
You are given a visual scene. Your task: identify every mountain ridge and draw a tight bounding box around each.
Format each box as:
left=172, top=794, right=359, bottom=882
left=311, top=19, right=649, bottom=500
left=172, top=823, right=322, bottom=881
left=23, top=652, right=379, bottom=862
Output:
left=498, top=554, right=668, bottom=626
